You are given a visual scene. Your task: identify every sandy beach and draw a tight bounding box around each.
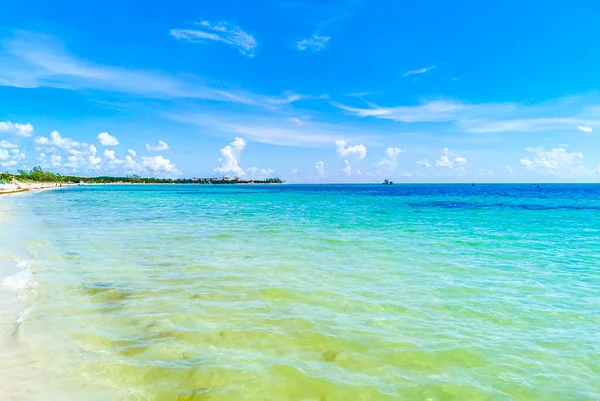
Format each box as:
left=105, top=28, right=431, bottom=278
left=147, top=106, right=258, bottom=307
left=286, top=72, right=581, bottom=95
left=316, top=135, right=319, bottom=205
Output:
left=0, top=181, right=72, bottom=196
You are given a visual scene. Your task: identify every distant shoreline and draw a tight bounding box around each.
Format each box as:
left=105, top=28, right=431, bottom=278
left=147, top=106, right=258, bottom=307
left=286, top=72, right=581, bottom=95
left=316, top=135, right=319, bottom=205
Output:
left=0, top=183, right=75, bottom=196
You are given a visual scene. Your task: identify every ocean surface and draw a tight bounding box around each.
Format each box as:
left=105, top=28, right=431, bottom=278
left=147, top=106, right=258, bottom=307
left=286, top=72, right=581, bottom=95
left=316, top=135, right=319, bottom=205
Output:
left=1, top=184, right=599, bottom=400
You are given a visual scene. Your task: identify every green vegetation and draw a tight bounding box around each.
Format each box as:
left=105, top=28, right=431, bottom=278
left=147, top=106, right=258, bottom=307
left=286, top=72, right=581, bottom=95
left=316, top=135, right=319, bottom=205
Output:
left=1, top=167, right=284, bottom=185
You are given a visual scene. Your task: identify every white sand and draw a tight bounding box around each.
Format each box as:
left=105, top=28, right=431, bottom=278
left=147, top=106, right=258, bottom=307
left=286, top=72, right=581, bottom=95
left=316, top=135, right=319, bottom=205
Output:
left=0, top=180, right=73, bottom=195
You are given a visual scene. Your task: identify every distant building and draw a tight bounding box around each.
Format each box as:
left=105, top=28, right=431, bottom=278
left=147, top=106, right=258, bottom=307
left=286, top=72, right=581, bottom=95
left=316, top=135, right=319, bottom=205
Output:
left=192, top=177, right=217, bottom=182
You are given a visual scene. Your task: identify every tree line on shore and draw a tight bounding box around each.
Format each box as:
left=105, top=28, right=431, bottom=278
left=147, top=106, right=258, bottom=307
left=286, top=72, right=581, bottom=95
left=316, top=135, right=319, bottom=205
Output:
left=1, top=167, right=284, bottom=184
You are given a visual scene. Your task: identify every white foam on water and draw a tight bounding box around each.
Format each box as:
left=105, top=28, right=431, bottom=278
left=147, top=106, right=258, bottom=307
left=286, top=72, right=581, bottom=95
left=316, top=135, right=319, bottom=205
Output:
left=2, top=269, right=33, bottom=291
left=16, top=259, right=33, bottom=269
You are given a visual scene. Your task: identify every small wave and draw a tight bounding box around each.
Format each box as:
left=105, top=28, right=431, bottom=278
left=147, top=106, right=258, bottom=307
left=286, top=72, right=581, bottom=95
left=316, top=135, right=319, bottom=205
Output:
left=16, top=259, right=33, bottom=269
left=2, top=270, right=33, bottom=290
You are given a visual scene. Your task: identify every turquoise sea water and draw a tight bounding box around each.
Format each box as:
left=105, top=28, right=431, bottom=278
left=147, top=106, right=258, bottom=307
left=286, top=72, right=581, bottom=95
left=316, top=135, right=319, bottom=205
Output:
left=1, top=184, right=600, bottom=400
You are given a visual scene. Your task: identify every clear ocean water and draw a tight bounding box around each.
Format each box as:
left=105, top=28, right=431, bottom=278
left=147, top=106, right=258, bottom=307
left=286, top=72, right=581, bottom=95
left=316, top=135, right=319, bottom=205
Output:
left=1, top=184, right=599, bottom=400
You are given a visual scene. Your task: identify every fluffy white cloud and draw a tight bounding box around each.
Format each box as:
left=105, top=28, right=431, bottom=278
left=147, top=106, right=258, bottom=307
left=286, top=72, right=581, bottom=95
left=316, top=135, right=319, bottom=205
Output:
left=0, top=140, right=18, bottom=149
left=88, top=145, right=101, bottom=166
left=436, top=148, right=468, bottom=168
left=104, top=150, right=116, bottom=160
left=49, top=155, right=62, bottom=168
left=141, top=155, right=179, bottom=174
left=0, top=121, right=34, bottom=137
left=296, top=34, right=330, bottom=51
left=0, top=148, right=26, bottom=168
left=342, top=160, right=352, bottom=176
left=416, top=159, right=432, bottom=167
left=98, top=132, right=119, bottom=146
left=577, top=125, right=593, bottom=133
left=128, top=149, right=137, bottom=157
left=376, top=147, right=403, bottom=172
left=170, top=21, right=257, bottom=57
left=145, top=140, right=169, bottom=152
left=34, top=130, right=91, bottom=156
left=336, top=140, right=367, bottom=160
left=520, top=147, right=585, bottom=176
left=215, top=137, right=246, bottom=176
left=315, top=161, right=325, bottom=176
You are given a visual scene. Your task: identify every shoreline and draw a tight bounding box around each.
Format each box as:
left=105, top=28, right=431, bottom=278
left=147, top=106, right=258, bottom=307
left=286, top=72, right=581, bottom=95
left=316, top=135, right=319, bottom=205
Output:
left=0, top=182, right=75, bottom=196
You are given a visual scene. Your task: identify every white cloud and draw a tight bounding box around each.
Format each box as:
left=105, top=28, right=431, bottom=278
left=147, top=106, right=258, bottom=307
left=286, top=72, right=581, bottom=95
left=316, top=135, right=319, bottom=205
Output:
left=34, top=130, right=91, bottom=156
left=296, top=34, right=330, bottom=51
left=577, top=125, right=593, bottom=133
left=104, top=149, right=116, bottom=160
left=288, top=117, right=304, bottom=126
left=98, top=132, right=119, bottom=146
left=315, top=161, right=325, bottom=175
left=215, top=137, right=246, bottom=176
left=342, top=160, right=352, bottom=176
left=332, top=95, right=600, bottom=135
left=170, top=21, right=257, bottom=57
left=145, top=140, right=169, bottom=152
left=403, top=65, right=436, bottom=77
left=520, top=147, right=585, bottom=176
left=0, top=140, right=18, bottom=149
left=167, top=111, right=368, bottom=148
left=376, top=147, right=403, bottom=172
left=0, top=32, right=298, bottom=108
left=416, top=159, right=432, bottom=167
left=0, top=148, right=26, bottom=168
left=141, top=155, right=180, bottom=175
left=128, top=149, right=137, bottom=157
left=50, top=155, right=62, bottom=167
left=88, top=144, right=101, bottom=166
left=505, top=165, right=514, bottom=175
left=336, top=140, right=367, bottom=160
left=333, top=100, right=466, bottom=123
left=436, top=148, right=468, bottom=168
left=0, top=121, right=33, bottom=137
left=520, top=158, right=534, bottom=169
left=247, top=166, right=275, bottom=179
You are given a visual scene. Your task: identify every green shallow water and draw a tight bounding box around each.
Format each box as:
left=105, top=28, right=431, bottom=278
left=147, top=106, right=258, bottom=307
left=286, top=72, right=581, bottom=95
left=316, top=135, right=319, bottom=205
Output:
left=1, top=184, right=600, bottom=400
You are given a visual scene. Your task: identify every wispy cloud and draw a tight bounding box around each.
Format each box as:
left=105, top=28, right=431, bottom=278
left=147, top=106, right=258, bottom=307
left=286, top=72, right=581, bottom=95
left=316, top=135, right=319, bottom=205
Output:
left=166, top=111, right=370, bottom=147
left=170, top=20, right=257, bottom=57
left=332, top=99, right=467, bottom=123
left=376, top=147, right=403, bottom=172
left=315, top=160, right=325, bottom=176
left=332, top=95, right=600, bottom=134
left=296, top=33, right=330, bottom=51
left=403, top=65, right=436, bottom=77
left=0, top=31, right=298, bottom=108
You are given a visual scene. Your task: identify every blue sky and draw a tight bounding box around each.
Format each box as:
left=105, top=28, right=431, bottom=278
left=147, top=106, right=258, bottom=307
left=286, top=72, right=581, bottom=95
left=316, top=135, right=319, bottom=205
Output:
left=2, top=0, right=600, bottom=182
